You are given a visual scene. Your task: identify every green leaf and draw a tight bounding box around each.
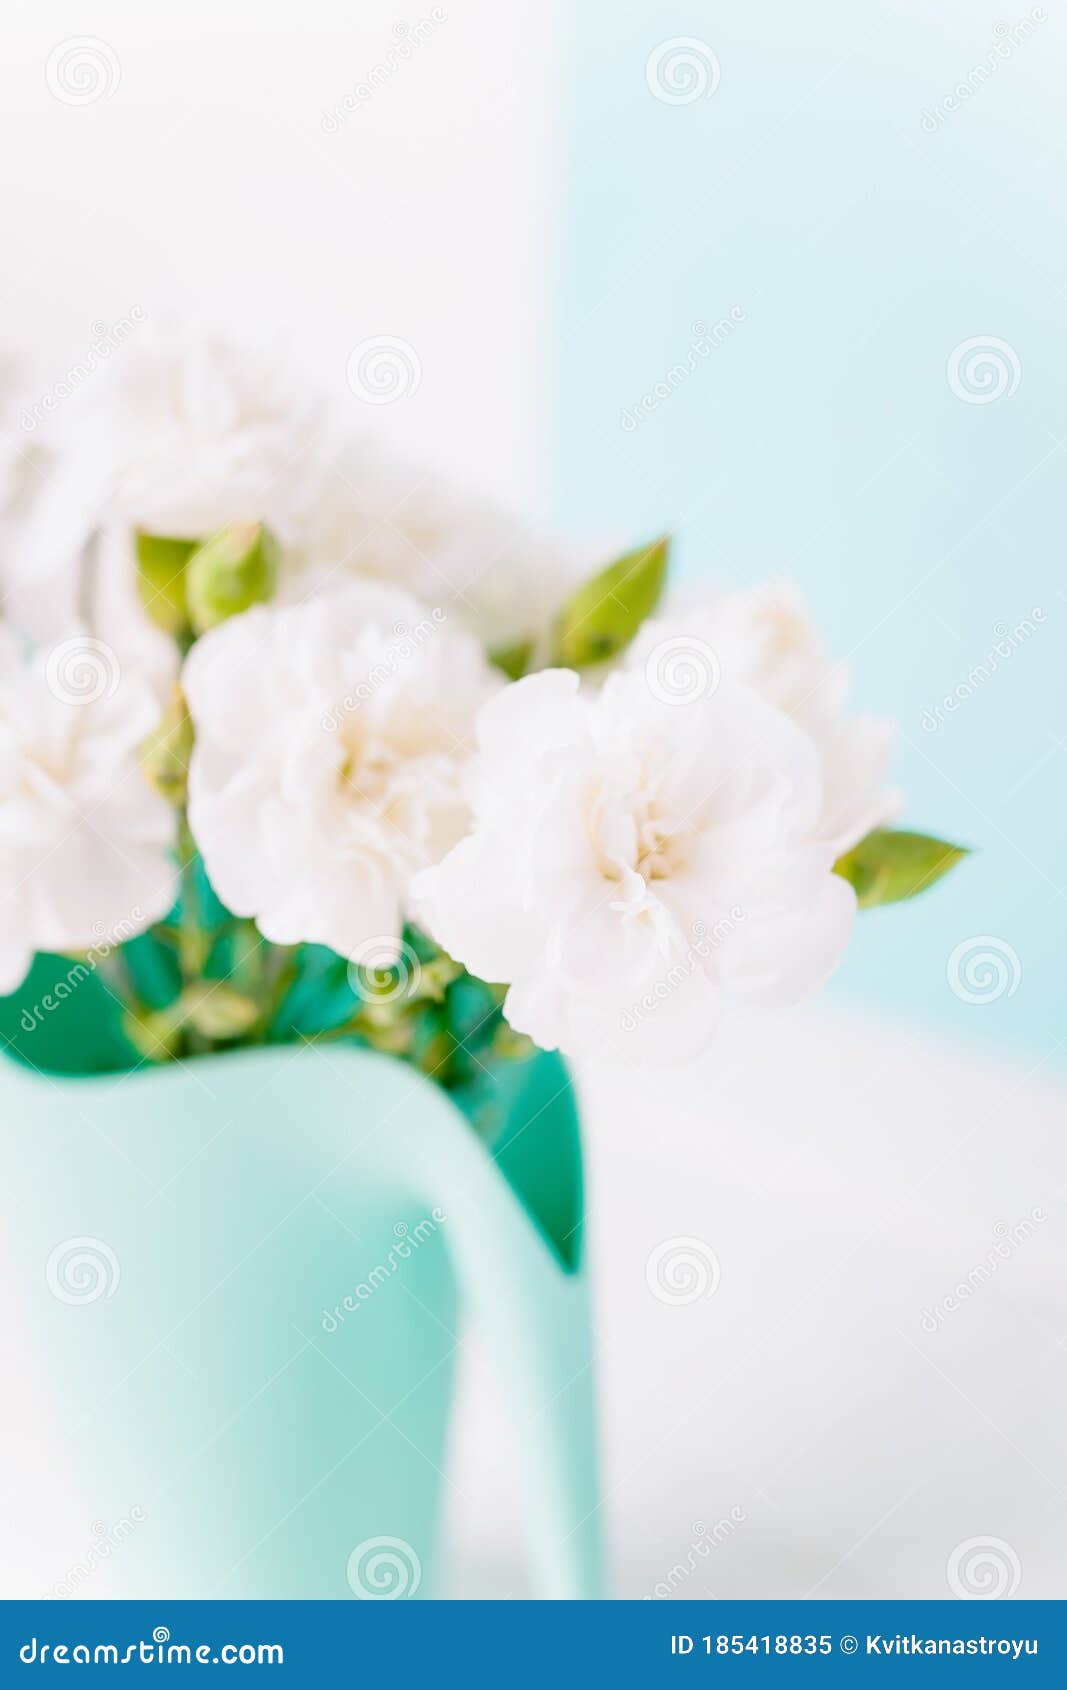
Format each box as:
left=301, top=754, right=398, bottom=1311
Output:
left=135, top=531, right=198, bottom=635
left=552, top=534, right=670, bottom=668
left=834, top=828, right=970, bottom=909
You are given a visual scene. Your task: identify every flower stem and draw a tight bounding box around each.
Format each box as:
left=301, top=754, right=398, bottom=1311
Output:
left=258, top=947, right=302, bottom=1040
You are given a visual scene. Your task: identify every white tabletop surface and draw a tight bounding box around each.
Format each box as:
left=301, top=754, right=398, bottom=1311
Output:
left=443, top=1001, right=1066, bottom=1599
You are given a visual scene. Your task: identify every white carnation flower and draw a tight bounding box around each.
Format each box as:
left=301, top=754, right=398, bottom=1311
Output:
left=7, top=326, right=586, bottom=661
left=65, top=320, right=330, bottom=542
left=415, top=667, right=857, bottom=1067
left=0, top=407, right=45, bottom=534
left=0, top=323, right=329, bottom=674
left=284, top=433, right=587, bottom=660
left=631, top=581, right=898, bottom=855
left=183, top=582, right=501, bottom=959
left=2, top=498, right=179, bottom=708
left=0, top=628, right=178, bottom=994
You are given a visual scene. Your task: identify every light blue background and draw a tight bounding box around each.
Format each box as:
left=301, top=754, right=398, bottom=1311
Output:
left=555, top=3, right=1065, bottom=1062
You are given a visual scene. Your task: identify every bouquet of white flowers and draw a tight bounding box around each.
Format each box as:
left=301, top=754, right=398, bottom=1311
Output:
left=0, top=324, right=965, bottom=1094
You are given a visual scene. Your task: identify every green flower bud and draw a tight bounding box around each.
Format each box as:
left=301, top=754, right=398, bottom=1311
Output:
left=183, top=982, right=260, bottom=1041
left=141, top=684, right=194, bottom=806
left=491, top=1023, right=536, bottom=1065
left=135, top=531, right=198, bottom=636
left=353, top=999, right=417, bottom=1056
left=185, top=522, right=280, bottom=635
left=123, top=1005, right=183, bottom=1063
left=489, top=638, right=534, bottom=681
left=418, top=953, right=465, bottom=1003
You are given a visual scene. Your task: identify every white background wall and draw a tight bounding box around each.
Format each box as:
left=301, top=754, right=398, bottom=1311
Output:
left=0, top=0, right=559, bottom=502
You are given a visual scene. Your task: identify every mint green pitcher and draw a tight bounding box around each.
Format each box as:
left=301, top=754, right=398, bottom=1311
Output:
left=0, top=1027, right=602, bottom=1598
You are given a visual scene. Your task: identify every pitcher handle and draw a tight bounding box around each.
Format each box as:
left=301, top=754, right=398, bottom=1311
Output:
left=402, top=1059, right=604, bottom=1600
